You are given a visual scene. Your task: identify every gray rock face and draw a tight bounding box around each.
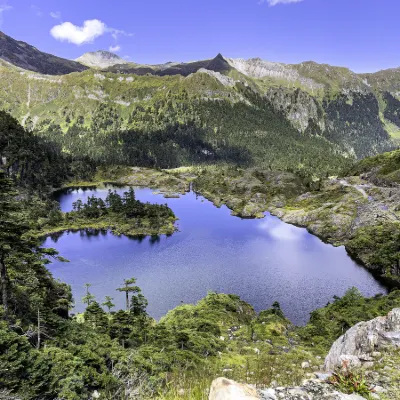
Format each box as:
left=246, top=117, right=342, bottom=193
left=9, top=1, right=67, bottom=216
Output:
left=225, top=57, right=322, bottom=92
left=264, top=87, right=325, bottom=133
left=324, top=308, right=400, bottom=371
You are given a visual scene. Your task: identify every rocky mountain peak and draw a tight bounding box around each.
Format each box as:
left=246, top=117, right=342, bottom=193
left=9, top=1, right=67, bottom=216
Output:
left=75, top=50, right=130, bottom=69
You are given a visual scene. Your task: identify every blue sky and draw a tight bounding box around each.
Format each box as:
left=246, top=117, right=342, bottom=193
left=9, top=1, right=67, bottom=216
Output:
left=0, top=0, right=398, bottom=72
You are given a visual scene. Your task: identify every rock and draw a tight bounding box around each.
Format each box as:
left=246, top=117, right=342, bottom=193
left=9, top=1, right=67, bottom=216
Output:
left=209, top=378, right=260, bottom=399
left=301, top=361, right=310, bottom=369
left=314, top=372, right=333, bottom=381
left=362, top=362, right=374, bottom=369
left=372, top=386, right=386, bottom=393
left=324, top=308, right=400, bottom=370
left=259, top=379, right=368, bottom=399
left=339, top=355, right=362, bottom=369
left=259, top=388, right=277, bottom=400
left=210, top=377, right=379, bottom=400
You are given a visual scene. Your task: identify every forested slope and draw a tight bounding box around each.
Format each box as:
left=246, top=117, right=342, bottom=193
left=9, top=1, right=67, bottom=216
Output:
left=0, top=35, right=399, bottom=178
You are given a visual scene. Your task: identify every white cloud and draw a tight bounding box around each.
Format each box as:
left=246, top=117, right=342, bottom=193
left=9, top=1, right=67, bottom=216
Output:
left=258, top=218, right=306, bottom=241
left=50, top=19, right=106, bottom=45
left=50, top=11, right=61, bottom=20
left=31, top=5, right=43, bottom=17
left=107, top=28, right=134, bottom=40
left=109, top=44, right=121, bottom=52
left=264, top=0, right=303, bottom=5
left=0, top=4, right=12, bottom=27
left=50, top=19, right=133, bottom=46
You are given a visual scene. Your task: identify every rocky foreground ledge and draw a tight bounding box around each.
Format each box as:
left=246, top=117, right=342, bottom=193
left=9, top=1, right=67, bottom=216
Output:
left=209, top=309, right=400, bottom=399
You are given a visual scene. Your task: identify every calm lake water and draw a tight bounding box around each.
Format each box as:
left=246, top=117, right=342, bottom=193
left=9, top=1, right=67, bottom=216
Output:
left=45, top=186, right=388, bottom=325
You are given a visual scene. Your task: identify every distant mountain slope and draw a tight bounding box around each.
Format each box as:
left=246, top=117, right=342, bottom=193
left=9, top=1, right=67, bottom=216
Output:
left=0, top=31, right=398, bottom=176
left=350, top=149, right=400, bottom=185
left=106, top=53, right=232, bottom=77
left=76, top=50, right=130, bottom=69
left=360, top=67, right=400, bottom=92
left=0, top=31, right=87, bottom=75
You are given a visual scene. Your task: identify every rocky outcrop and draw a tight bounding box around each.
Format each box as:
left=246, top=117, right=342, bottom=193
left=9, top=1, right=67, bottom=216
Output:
left=209, top=378, right=366, bottom=399
left=225, top=57, right=322, bottom=92
left=208, top=310, right=400, bottom=399
left=324, top=308, right=400, bottom=371
left=258, top=380, right=366, bottom=400
left=197, top=68, right=236, bottom=87
left=264, top=87, right=325, bottom=133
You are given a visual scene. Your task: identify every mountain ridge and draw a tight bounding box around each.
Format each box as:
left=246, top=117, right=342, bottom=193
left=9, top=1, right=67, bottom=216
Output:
left=0, top=29, right=398, bottom=81
left=0, top=31, right=398, bottom=176
left=0, top=31, right=87, bottom=75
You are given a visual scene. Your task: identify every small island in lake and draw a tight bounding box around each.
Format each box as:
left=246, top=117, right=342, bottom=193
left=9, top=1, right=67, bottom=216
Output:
left=29, top=187, right=177, bottom=238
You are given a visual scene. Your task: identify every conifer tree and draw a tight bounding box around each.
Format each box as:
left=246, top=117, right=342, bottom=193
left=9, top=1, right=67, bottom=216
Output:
left=117, top=278, right=140, bottom=311
left=102, top=296, right=115, bottom=313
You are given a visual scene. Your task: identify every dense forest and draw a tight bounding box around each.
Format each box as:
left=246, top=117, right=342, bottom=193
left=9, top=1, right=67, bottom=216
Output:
left=35, top=88, right=354, bottom=178
left=0, top=110, right=95, bottom=193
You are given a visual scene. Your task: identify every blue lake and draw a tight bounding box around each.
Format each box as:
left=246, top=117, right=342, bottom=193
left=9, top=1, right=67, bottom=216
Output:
left=45, top=186, right=388, bottom=325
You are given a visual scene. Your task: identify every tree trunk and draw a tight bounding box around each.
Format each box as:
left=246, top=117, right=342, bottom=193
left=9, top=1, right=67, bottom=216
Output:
left=37, top=309, right=41, bottom=349
left=126, top=291, right=129, bottom=311
left=0, top=256, right=8, bottom=317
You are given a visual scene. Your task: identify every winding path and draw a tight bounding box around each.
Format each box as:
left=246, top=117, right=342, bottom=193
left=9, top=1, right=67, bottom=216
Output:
left=339, top=179, right=369, bottom=199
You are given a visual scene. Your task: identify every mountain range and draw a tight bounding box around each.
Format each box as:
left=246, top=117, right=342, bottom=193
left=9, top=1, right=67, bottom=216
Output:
left=0, top=30, right=399, bottom=176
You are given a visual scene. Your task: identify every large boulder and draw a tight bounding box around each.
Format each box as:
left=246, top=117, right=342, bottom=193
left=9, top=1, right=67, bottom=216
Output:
left=209, top=378, right=260, bottom=399
left=324, top=308, right=400, bottom=371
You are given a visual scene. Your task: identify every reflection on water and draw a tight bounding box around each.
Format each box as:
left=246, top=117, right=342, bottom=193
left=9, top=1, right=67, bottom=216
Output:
left=46, top=187, right=388, bottom=325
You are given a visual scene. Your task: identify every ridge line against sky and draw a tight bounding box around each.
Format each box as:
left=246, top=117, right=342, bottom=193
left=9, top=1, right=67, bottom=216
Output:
left=0, top=0, right=398, bottom=73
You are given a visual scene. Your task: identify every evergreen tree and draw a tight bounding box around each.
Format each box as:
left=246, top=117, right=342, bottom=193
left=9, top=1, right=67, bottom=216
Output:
left=109, top=309, right=132, bottom=347
left=82, top=283, right=96, bottom=306
left=130, top=292, right=148, bottom=317
left=83, top=301, right=108, bottom=333
left=117, top=278, right=140, bottom=311
left=102, top=296, right=115, bottom=313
